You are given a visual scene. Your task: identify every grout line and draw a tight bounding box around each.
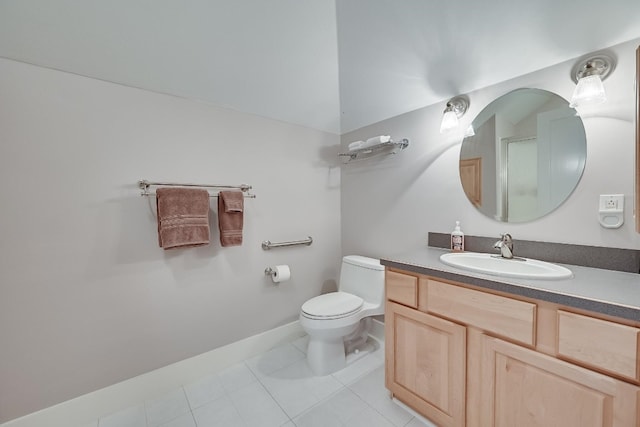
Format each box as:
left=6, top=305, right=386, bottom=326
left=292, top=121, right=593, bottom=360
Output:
left=249, top=361, right=294, bottom=425
left=345, top=389, right=381, bottom=426
left=177, top=387, right=194, bottom=425
left=183, top=383, right=196, bottom=412
left=143, top=399, right=149, bottom=427
left=289, top=385, right=349, bottom=424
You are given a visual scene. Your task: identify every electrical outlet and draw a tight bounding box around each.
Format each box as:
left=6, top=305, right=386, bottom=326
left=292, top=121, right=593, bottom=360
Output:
left=598, top=194, right=624, bottom=228
left=599, top=194, right=624, bottom=211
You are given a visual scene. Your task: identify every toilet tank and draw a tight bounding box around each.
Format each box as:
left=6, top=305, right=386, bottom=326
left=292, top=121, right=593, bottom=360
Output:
left=338, top=255, right=385, bottom=305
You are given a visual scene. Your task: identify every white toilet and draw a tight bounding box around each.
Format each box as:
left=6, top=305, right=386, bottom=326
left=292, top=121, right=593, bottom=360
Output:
left=299, top=255, right=385, bottom=376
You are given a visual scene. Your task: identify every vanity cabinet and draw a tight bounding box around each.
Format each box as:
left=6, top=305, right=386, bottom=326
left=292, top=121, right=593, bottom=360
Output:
left=385, top=301, right=466, bottom=427
left=479, top=334, right=638, bottom=427
left=384, top=268, right=640, bottom=427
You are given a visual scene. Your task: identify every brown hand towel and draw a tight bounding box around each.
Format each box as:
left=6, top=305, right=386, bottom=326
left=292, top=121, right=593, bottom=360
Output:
left=218, top=191, right=244, bottom=247
left=156, top=187, right=210, bottom=249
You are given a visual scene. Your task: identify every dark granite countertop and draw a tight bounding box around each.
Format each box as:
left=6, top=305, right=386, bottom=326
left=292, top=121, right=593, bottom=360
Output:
left=381, top=247, right=640, bottom=322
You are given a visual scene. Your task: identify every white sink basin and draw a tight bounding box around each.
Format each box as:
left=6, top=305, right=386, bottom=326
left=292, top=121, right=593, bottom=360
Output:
left=439, top=252, right=572, bottom=280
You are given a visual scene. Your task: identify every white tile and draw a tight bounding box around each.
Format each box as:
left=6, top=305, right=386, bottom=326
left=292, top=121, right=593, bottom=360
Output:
left=323, top=388, right=368, bottom=423
left=259, top=359, right=344, bottom=418
left=82, top=335, right=399, bottom=427
left=157, top=412, right=196, bottom=427
left=332, top=352, right=384, bottom=385
left=217, top=362, right=257, bottom=392
left=348, top=367, right=412, bottom=427
left=184, top=373, right=225, bottom=410
left=246, top=343, right=305, bottom=377
left=293, top=388, right=368, bottom=427
left=192, top=395, right=245, bottom=427
left=294, top=408, right=343, bottom=427
left=229, top=382, right=289, bottom=427
left=78, top=421, right=98, bottom=427
left=344, top=406, right=395, bottom=427
left=98, top=404, right=146, bottom=427
left=145, top=388, right=191, bottom=427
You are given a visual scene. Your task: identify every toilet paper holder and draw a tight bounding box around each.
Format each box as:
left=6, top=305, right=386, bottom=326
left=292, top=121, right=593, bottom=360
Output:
left=264, top=265, right=291, bottom=283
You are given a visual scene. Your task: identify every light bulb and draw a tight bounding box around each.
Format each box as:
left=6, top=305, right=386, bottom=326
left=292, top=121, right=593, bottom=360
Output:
left=440, top=110, right=459, bottom=134
left=570, top=74, right=606, bottom=108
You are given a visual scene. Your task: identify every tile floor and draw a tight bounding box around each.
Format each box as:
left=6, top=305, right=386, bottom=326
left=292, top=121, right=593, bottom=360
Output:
left=83, top=335, right=435, bottom=427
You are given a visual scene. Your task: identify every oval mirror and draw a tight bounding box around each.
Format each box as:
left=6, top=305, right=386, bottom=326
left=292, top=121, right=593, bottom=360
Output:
left=459, top=88, right=586, bottom=223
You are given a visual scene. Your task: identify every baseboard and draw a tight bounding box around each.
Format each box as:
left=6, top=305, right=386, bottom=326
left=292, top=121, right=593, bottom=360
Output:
left=392, top=397, right=437, bottom=427
left=369, top=317, right=385, bottom=341
left=1, top=321, right=304, bottom=427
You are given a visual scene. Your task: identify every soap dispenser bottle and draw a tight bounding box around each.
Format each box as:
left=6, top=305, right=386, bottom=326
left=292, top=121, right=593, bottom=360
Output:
left=451, top=221, right=464, bottom=252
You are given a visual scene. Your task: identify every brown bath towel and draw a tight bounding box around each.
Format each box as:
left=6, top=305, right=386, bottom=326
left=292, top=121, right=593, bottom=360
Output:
left=156, top=187, right=210, bottom=249
left=218, top=191, right=244, bottom=247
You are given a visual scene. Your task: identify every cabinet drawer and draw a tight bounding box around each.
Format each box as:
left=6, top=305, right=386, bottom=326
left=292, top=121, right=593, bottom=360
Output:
left=386, top=270, right=418, bottom=308
left=557, top=310, right=640, bottom=381
left=426, top=279, right=536, bottom=346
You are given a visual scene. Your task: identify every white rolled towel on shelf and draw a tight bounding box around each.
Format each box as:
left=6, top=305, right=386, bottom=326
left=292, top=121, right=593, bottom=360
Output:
left=361, top=135, right=391, bottom=149
left=348, top=140, right=365, bottom=151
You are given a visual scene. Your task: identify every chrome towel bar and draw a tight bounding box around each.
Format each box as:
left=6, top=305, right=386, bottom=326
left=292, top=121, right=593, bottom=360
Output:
left=262, top=236, right=313, bottom=250
left=138, top=179, right=256, bottom=198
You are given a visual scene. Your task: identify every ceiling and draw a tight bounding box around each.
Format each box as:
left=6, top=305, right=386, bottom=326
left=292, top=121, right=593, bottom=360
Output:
left=1, top=1, right=640, bottom=135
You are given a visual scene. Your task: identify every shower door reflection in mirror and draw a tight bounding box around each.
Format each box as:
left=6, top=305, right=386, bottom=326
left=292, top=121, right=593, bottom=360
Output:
left=460, top=88, right=587, bottom=223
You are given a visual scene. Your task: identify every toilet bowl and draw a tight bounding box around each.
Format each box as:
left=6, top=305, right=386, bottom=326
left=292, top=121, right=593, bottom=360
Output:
left=299, top=255, right=385, bottom=376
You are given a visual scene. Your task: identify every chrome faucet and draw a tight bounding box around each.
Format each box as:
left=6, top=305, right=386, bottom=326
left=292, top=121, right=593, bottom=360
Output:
left=494, top=233, right=514, bottom=259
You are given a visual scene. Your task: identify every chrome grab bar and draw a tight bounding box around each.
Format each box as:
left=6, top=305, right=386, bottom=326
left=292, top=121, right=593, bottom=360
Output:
left=261, top=236, right=313, bottom=250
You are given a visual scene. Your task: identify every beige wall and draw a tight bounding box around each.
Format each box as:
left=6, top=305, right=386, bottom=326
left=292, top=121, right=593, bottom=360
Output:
left=0, top=57, right=342, bottom=422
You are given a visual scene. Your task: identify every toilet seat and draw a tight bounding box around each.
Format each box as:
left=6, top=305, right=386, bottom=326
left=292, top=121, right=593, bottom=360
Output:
left=301, top=292, right=363, bottom=320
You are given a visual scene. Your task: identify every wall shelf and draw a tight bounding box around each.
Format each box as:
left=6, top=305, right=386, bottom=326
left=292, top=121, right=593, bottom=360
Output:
left=338, top=138, right=409, bottom=163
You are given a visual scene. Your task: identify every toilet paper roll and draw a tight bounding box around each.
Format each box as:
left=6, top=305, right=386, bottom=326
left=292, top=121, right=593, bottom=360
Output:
left=272, top=265, right=291, bottom=283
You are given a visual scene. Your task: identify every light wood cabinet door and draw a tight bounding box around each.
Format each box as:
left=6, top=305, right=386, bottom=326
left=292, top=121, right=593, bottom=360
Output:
left=385, top=301, right=466, bottom=427
left=386, top=270, right=418, bottom=308
left=479, top=334, right=640, bottom=427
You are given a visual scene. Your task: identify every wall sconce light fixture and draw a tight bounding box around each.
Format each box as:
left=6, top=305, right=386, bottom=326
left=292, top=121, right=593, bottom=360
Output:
left=440, top=95, right=469, bottom=134
left=570, top=54, right=615, bottom=108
